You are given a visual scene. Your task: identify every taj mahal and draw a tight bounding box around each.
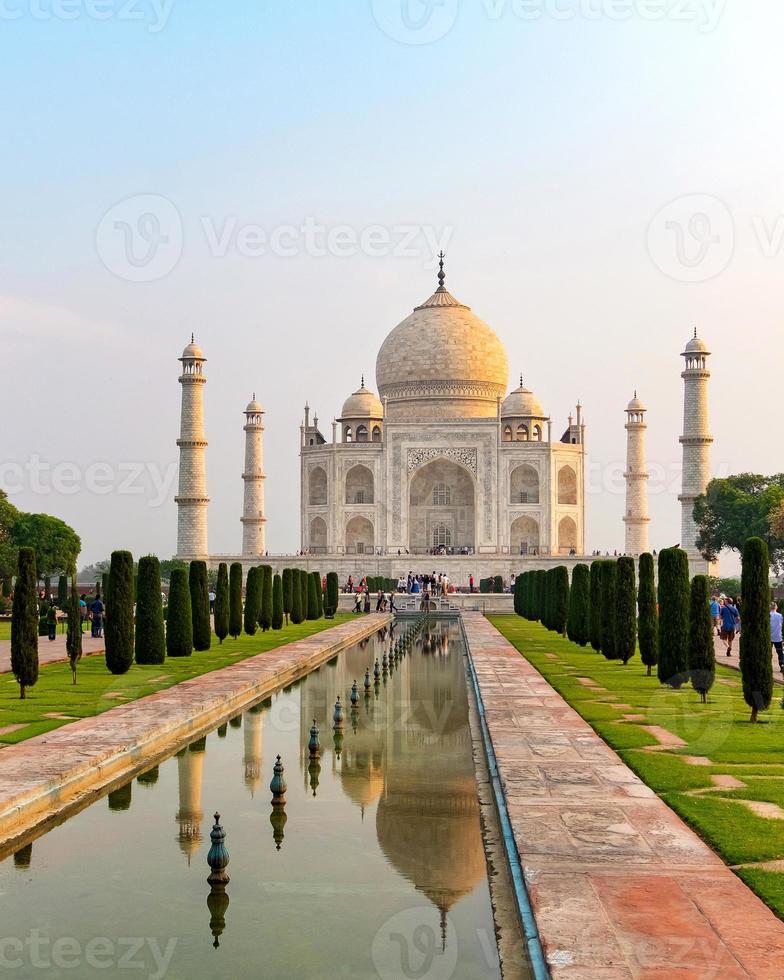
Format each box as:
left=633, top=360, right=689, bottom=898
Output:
left=173, top=256, right=713, bottom=581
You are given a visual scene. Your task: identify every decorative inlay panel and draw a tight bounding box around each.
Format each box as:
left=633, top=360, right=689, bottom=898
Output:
left=407, top=447, right=478, bottom=476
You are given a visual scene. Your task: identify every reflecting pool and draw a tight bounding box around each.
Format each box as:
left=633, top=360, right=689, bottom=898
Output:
left=0, top=622, right=503, bottom=979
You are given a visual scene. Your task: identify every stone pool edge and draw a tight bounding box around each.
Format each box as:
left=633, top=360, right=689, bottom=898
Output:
left=0, top=614, right=391, bottom=852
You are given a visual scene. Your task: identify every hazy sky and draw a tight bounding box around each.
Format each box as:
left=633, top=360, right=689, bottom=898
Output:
left=2, top=0, right=782, bottom=571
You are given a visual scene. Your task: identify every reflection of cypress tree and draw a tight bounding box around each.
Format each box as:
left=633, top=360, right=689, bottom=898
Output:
left=217, top=723, right=228, bottom=738
left=137, top=765, right=159, bottom=786
left=13, top=844, right=32, bottom=869
left=638, top=553, right=659, bottom=676
left=229, top=563, right=243, bottom=639
left=108, top=782, right=132, bottom=811
left=229, top=715, right=242, bottom=729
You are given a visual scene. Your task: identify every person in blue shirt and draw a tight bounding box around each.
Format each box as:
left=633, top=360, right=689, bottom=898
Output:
left=719, top=598, right=740, bottom=657
left=771, top=602, right=783, bottom=673
left=710, top=595, right=721, bottom=635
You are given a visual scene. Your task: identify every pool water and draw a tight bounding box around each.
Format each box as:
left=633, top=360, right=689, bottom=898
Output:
left=0, top=622, right=503, bottom=979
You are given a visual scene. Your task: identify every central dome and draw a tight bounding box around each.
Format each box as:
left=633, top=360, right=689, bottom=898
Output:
left=375, top=269, right=509, bottom=420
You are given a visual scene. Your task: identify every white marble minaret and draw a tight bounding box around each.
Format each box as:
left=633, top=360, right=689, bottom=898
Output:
left=175, top=337, right=209, bottom=559
left=623, top=392, right=650, bottom=555
left=241, top=396, right=266, bottom=557
left=679, top=330, right=712, bottom=555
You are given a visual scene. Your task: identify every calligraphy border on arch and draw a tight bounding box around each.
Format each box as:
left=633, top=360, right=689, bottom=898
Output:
left=406, top=447, right=478, bottom=476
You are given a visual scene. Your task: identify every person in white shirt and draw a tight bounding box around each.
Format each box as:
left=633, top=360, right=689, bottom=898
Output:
left=771, top=602, right=783, bottom=672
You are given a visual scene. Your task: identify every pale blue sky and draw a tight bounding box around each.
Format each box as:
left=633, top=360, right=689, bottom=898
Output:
left=2, top=1, right=782, bottom=568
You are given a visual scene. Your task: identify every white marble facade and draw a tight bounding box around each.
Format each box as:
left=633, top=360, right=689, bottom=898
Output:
left=300, top=264, right=586, bottom=558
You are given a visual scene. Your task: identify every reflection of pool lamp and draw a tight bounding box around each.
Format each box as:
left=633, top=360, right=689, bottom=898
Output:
left=207, top=883, right=229, bottom=949
left=13, top=844, right=32, bottom=869
left=270, top=806, right=287, bottom=850
left=333, top=729, right=344, bottom=759
left=350, top=708, right=360, bottom=734
left=206, top=812, right=230, bottom=886
left=308, top=757, right=321, bottom=797
left=270, top=755, right=287, bottom=806
left=333, top=696, right=344, bottom=730
left=308, top=719, right=320, bottom=758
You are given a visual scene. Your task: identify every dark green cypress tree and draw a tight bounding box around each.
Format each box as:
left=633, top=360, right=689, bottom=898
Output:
left=589, top=560, right=603, bottom=652
left=567, top=564, right=590, bottom=646
left=135, top=556, right=166, bottom=665
left=290, top=569, right=304, bottom=624
left=11, top=548, right=38, bottom=699
left=105, top=550, right=134, bottom=675
left=513, top=573, right=523, bottom=616
left=189, top=560, right=212, bottom=651
left=553, top=566, right=570, bottom=636
left=299, top=569, right=308, bottom=620
left=272, top=573, right=284, bottom=629
left=229, top=562, right=243, bottom=639
left=326, top=572, right=339, bottom=617
left=689, top=574, right=715, bottom=703
left=66, top=574, right=82, bottom=684
left=314, top=571, right=324, bottom=616
left=282, top=568, right=293, bottom=624
left=739, top=537, right=773, bottom=723
left=101, top=572, right=109, bottom=606
left=166, top=568, right=193, bottom=657
left=638, top=553, right=659, bottom=676
left=536, top=569, right=547, bottom=623
left=307, top=571, right=320, bottom=620
left=259, top=565, right=273, bottom=631
left=600, top=561, right=619, bottom=661
left=214, top=562, right=230, bottom=644
left=244, top=567, right=260, bottom=636
left=657, top=547, right=690, bottom=688
left=57, top=574, right=68, bottom=608
left=615, top=556, right=637, bottom=665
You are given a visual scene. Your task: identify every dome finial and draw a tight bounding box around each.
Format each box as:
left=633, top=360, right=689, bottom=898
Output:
left=634, top=389, right=637, bottom=398
left=519, top=373, right=523, bottom=388
left=437, top=251, right=445, bottom=289
left=361, top=374, right=365, bottom=388
left=191, top=332, right=194, bottom=344
left=694, top=326, right=697, bottom=338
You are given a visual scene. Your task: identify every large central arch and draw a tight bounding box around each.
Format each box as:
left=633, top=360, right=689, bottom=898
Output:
left=408, top=458, right=476, bottom=554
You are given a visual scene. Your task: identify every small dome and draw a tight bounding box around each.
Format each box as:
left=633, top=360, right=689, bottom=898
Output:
left=341, top=379, right=383, bottom=419
left=685, top=332, right=709, bottom=354
left=627, top=393, right=645, bottom=412
left=501, top=379, right=545, bottom=418
left=181, top=336, right=204, bottom=360
left=245, top=397, right=263, bottom=414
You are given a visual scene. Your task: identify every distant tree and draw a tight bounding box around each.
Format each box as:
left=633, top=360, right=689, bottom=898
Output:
left=272, top=574, right=284, bottom=630
left=307, top=572, right=320, bottom=620
left=589, top=560, right=603, bottom=652
left=493, top=574, right=503, bottom=594
left=244, top=567, right=260, bottom=636
left=615, top=557, right=637, bottom=665
left=325, top=572, right=339, bottom=618
left=135, top=556, right=166, bottom=665
left=189, top=561, right=212, bottom=651
left=282, top=568, right=293, bottom=625
left=694, top=473, right=784, bottom=570
left=105, top=550, right=134, bottom=675
left=600, top=561, right=619, bottom=660
left=291, top=570, right=304, bottom=624
left=259, top=565, right=273, bottom=631
left=158, top=558, right=189, bottom=583
left=709, top=575, right=741, bottom=599
left=66, top=574, right=82, bottom=684
left=0, top=489, right=21, bottom=583
left=229, top=562, right=243, bottom=639
left=214, top=563, right=230, bottom=644
left=11, top=547, right=39, bottom=698
left=166, top=568, right=193, bottom=658
left=657, top=547, right=690, bottom=689
left=638, top=553, right=659, bottom=676
left=567, top=564, right=590, bottom=646
left=739, top=537, right=773, bottom=722
left=688, top=574, right=715, bottom=703
left=10, top=512, right=81, bottom=580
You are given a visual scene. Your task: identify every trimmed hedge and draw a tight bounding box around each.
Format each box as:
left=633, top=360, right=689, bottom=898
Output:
left=135, top=555, right=166, bottom=665
left=189, top=560, right=212, bottom=652
left=589, top=560, right=603, bottom=652
left=614, top=556, right=636, bottom=665
left=325, top=572, right=339, bottom=617
left=214, top=562, right=229, bottom=644
left=689, top=574, right=715, bottom=703
left=229, top=562, right=243, bottom=639
left=272, top=573, right=284, bottom=630
left=657, top=547, right=690, bottom=688
left=307, top=571, right=320, bottom=620
left=259, top=564, right=273, bottom=631
left=290, top=569, right=304, bottom=624
left=567, top=564, right=590, bottom=646
left=552, top=566, right=570, bottom=636
left=166, top=568, right=193, bottom=657
left=599, top=560, right=618, bottom=661
left=244, top=567, right=260, bottom=636
left=105, top=550, right=134, bottom=675
left=282, top=567, right=293, bottom=624
left=638, top=553, right=658, bottom=676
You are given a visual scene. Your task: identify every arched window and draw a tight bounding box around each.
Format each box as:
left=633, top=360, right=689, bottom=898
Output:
left=372, top=426, right=382, bottom=443
left=533, top=424, right=543, bottom=441
left=345, top=465, right=374, bottom=505
left=344, top=426, right=352, bottom=443
left=503, top=425, right=513, bottom=443
left=557, top=465, right=577, bottom=505
left=432, top=483, right=451, bottom=506
left=510, top=464, right=539, bottom=505
left=309, top=466, right=327, bottom=505
left=356, top=425, right=368, bottom=442
left=516, top=424, right=529, bottom=442
left=432, top=523, right=452, bottom=548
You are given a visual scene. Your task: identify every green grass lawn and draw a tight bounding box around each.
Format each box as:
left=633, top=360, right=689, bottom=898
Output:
left=0, top=622, right=10, bottom=642
left=490, top=615, right=784, bottom=919
left=0, top=615, right=352, bottom=746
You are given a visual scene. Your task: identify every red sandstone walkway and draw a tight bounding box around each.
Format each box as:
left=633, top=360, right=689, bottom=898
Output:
left=0, top=615, right=389, bottom=844
left=0, top=632, right=105, bottom=673
left=713, top=633, right=783, bottom=685
left=463, top=613, right=784, bottom=979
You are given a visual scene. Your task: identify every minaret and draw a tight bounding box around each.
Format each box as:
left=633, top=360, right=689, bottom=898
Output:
left=241, top=395, right=266, bottom=557
left=175, top=336, right=209, bottom=559
left=679, top=330, right=713, bottom=555
left=623, top=392, right=650, bottom=555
